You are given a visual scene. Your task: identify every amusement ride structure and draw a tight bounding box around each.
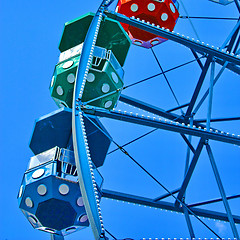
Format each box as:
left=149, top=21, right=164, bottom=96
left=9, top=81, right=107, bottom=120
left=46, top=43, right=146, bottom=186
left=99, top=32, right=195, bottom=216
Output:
left=18, top=0, right=240, bottom=239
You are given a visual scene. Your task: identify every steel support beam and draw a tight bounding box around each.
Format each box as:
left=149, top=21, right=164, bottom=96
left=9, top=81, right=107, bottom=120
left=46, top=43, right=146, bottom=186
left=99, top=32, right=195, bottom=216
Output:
left=51, top=234, right=64, bottom=240
left=186, top=57, right=212, bottom=117
left=181, top=134, right=196, bottom=154
left=83, top=106, right=240, bottom=146
left=120, top=94, right=202, bottom=128
left=193, top=60, right=227, bottom=115
left=72, top=2, right=107, bottom=240
left=175, top=139, right=205, bottom=207
left=215, top=58, right=240, bottom=74
left=105, top=11, right=240, bottom=66
left=153, top=188, right=180, bottom=202
left=191, top=49, right=204, bottom=69
left=101, top=189, right=240, bottom=223
left=195, top=117, right=240, bottom=123
left=182, top=118, right=195, bottom=238
left=206, top=144, right=239, bottom=239
left=183, top=205, right=195, bottom=238
left=206, top=61, right=215, bottom=131
left=189, top=194, right=240, bottom=208
left=120, top=94, right=184, bottom=122
left=167, top=103, right=190, bottom=113
left=220, top=20, right=240, bottom=50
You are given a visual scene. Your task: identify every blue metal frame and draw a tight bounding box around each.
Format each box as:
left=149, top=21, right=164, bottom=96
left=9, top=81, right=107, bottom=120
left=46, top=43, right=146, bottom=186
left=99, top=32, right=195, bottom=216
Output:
left=101, top=189, right=240, bottom=223
left=206, top=144, right=239, bottom=239
left=72, top=1, right=110, bottom=239
left=83, top=106, right=240, bottom=146
left=120, top=94, right=207, bottom=130
left=189, top=194, right=240, bottom=208
left=175, top=139, right=205, bottom=207
left=185, top=56, right=212, bottom=117
left=193, top=61, right=228, bottom=115
left=153, top=188, right=180, bottom=202
left=183, top=206, right=195, bottom=238
left=51, top=234, right=64, bottom=240
left=206, top=60, right=215, bottom=131
left=69, top=2, right=240, bottom=239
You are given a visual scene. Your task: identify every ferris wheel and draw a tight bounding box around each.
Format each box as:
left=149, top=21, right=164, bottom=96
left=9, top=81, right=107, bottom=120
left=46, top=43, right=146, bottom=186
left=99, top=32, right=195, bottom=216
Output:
left=18, top=0, right=240, bottom=239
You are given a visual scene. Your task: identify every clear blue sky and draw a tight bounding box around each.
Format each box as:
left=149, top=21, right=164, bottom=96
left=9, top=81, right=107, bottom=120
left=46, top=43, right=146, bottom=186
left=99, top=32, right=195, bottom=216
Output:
left=0, top=0, right=239, bottom=239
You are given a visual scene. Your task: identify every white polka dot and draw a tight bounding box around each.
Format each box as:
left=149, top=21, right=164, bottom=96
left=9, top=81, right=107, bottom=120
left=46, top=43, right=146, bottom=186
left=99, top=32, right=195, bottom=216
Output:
left=148, top=3, right=155, bottom=11
left=161, top=13, right=168, bottom=21
left=37, top=184, right=47, bottom=196
left=25, top=197, right=33, bottom=208
left=56, top=86, right=64, bottom=96
left=111, top=72, right=118, bottom=83
left=104, top=100, right=113, bottom=109
left=130, top=3, right=138, bottom=12
left=77, top=197, right=84, bottom=206
left=170, top=3, right=176, bottom=13
left=32, top=169, right=45, bottom=179
left=59, top=184, right=69, bottom=195
left=79, top=214, right=88, bottom=222
left=102, top=83, right=110, bottom=93
left=62, top=60, right=74, bottom=69
left=67, top=73, right=75, bottom=83
left=87, top=73, right=95, bottom=82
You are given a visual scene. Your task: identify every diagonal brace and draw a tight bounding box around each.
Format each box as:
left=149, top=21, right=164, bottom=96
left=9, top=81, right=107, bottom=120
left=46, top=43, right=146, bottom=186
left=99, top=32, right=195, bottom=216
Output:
left=185, top=56, right=212, bottom=117
left=175, top=139, right=205, bottom=207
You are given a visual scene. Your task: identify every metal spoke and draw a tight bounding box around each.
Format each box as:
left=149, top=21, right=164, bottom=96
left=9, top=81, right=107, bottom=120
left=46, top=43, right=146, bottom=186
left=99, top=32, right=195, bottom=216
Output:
left=180, top=16, right=239, bottom=21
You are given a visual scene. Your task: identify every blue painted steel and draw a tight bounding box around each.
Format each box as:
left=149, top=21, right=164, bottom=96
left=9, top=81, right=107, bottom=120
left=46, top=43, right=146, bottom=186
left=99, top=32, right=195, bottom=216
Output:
left=83, top=106, right=240, bottom=146
left=215, top=58, right=240, bottom=74
left=184, top=118, right=194, bottom=174
left=226, top=24, right=240, bottom=53
left=105, top=11, right=240, bottom=66
left=190, top=49, right=204, bottom=69
left=175, top=139, right=205, bottom=207
left=120, top=94, right=183, bottom=121
left=206, top=61, right=215, bottom=131
left=73, top=113, right=104, bottom=239
left=195, top=117, right=240, bottom=123
left=120, top=94, right=204, bottom=129
left=183, top=118, right=195, bottom=238
left=206, top=144, right=240, bottom=239
left=167, top=103, right=190, bottom=112
left=183, top=206, right=195, bottom=238
left=193, top=61, right=228, bottom=115
left=181, top=134, right=196, bottom=154
left=189, top=194, right=240, bottom=208
left=72, top=1, right=108, bottom=239
left=153, top=188, right=180, bottom=202
left=101, top=189, right=240, bottom=223
left=185, top=57, right=212, bottom=117
left=220, top=20, right=240, bottom=50
left=51, top=234, right=64, bottom=240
